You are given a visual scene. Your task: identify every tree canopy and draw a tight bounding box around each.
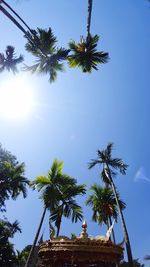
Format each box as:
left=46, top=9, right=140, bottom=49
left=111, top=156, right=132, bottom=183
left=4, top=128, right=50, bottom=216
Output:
left=0, top=144, right=29, bottom=212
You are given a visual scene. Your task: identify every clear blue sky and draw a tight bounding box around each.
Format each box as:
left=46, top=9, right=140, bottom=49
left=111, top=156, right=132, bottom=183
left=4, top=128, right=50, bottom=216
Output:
left=0, top=0, right=150, bottom=264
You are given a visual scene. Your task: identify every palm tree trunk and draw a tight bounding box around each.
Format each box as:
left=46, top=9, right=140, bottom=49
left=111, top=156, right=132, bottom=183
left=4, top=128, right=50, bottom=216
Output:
left=56, top=209, right=63, bottom=237
left=104, top=181, right=116, bottom=243
left=86, top=0, right=93, bottom=39
left=56, top=220, right=61, bottom=237
left=0, top=0, right=32, bottom=33
left=109, top=216, right=116, bottom=243
left=106, top=219, right=110, bottom=231
left=25, top=206, right=47, bottom=267
left=0, top=5, right=29, bottom=37
left=106, top=166, right=133, bottom=267
left=0, top=5, right=46, bottom=57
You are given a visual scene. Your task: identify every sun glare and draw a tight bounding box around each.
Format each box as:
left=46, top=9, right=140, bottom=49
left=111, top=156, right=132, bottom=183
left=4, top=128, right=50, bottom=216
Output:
left=0, top=75, right=35, bottom=119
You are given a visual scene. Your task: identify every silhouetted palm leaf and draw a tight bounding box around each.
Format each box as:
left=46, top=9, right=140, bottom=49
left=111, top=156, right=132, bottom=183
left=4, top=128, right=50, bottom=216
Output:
left=89, top=143, right=128, bottom=177
left=0, top=46, right=23, bottom=74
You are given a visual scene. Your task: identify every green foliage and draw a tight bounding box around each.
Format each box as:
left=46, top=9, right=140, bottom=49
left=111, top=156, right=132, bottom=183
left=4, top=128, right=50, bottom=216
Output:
left=86, top=183, right=125, bottom=225
left=15, top=246, right=31, bottom=267
left=88, top=143, right=133, bottom=266
left=0, top=218, right=21, bottom=267
left=0, top=144, right=29, bottom=212
left=0, top=46, right=23, bottom=73
left=25, top=28, right=70, bottom=82
left=88, top=143, right=128, bottom=185
left=32, top=159, right=86, bottom=236
left=71, top=233, right=77, bottom=240
left=68, top=35, right=108, bottom=73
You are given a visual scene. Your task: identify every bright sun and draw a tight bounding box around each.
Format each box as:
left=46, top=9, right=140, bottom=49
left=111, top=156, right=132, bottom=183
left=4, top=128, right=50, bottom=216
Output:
left=0, top=75, right=35, bottom=119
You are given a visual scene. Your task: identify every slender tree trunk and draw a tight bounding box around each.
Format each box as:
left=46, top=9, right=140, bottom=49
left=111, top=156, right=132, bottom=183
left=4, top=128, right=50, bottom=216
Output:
left=109, top=216, right=116, bottom=243
left=0, top=0, right=32, bottom=33
left=86, top=0, right=93, bottom=39
left=25, top=206, right=47, bottom=267
left=106, top=219, right=110, bottom=231
left=56, top=210, right=63, bottom=237
left=0, top=5, right=46, bottom=57
left=106, top=219, right=112, bottom=241
left=106, top=166, right=133, bottom=267
left=0, top=5, right=28, bottom=36
left=104, top=181, right=116, bottom=243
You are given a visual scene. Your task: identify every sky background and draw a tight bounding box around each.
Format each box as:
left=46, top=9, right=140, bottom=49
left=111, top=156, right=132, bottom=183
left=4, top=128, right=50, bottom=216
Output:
left=0, top=0, right=150, bottom=264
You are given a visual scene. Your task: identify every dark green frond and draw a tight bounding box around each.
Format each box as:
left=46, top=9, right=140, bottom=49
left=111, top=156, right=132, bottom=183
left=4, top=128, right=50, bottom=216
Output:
left=25, top=28, right=69, bottom=82
left=88, top=159, right=102, bottom=169
left=86, top=184, right=125, bottom=225
left=68, top=34, right=109, bottom=73
left=89, top=143, right=128, bottom=176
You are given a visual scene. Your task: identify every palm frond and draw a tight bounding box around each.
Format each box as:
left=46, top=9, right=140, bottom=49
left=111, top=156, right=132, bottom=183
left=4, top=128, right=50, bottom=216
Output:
left=88, top=159, right=102, bottom=169
left=68, top=34, right=109, bottom=73
left=25, top=28, right=69, bottom=82
left=31, top=176, right=51, bottom=191
left=86, top=183, right=125, bottom=225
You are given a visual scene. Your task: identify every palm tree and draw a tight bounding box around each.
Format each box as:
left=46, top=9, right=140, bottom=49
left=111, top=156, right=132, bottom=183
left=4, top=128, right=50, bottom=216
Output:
left=50, top=183, right=86, bottom=236
left=25, top=159, right=86, bottom=267
left=0, top=218, right=21, bottom=267
left=25, top=28, right=70, bottom=82
left=86, top=183, right=125, bottom=240
left=68, top=35, right=108, bottom=73
left=0, top=46, right=23, bottom=73
left=0, top=159, right=29, bottom=212
left=88, top=143, right=133, bottom=267
left=0, top=2, right=69, bottom=81
left=68, top=0, right=109, bottom=72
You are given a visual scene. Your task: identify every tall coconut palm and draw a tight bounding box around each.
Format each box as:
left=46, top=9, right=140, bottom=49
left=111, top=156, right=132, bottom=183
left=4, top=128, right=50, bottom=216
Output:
left=25, top=159, right=86, bottom=267
left=68, top=0, right=109, bottom=72
left=88, top=143, right=133, bottom=267
left=0, top=46, right=23, bottom=73
left=86, top=184, right=125, bottom=235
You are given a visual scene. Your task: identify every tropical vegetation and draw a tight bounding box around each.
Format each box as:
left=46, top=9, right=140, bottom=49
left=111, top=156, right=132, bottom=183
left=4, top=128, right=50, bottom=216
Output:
left=88, top=143, right=133, bottom=267
left=25, top=159, right=86, bottom=267
left=0, top=0, right=108, bottom=82
left=24, top=28, right=70, bottom=83
left=0, top=142, right=147, bottom=267
left=0, top=218, right=21, bottom=267
left=0, top=144, right=29, bottom=212
left=86, top=183, right=126, bottom=237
